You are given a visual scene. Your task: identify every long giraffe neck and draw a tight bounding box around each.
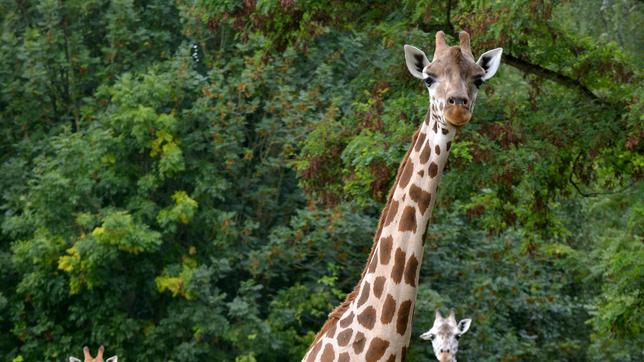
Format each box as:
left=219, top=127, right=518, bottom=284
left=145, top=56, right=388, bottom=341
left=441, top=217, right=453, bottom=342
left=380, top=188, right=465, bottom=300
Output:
left=304, top=104, right=456, bottom=362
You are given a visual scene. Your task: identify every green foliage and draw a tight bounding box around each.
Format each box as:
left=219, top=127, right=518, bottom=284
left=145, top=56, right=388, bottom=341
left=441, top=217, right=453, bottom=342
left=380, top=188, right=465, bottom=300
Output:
left=0, top=0, right=641, bottom=361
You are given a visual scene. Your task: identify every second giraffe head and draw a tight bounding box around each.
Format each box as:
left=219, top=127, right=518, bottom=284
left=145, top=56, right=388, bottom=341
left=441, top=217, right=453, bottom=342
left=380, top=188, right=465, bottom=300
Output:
left=69, top=346, right=117, bottom=362
left=420, top=309, right=472, bottom=362
left=404, top=31, right=502, bottom=128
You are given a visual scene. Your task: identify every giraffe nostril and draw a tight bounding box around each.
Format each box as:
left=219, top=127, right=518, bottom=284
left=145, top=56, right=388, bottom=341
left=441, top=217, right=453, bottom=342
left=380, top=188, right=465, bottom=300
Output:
left=448, top=96, right=468, bottom=106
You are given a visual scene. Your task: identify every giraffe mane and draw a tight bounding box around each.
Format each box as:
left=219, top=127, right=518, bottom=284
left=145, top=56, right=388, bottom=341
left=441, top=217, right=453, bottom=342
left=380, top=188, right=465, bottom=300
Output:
left=310, top=122, right=424, bottom=344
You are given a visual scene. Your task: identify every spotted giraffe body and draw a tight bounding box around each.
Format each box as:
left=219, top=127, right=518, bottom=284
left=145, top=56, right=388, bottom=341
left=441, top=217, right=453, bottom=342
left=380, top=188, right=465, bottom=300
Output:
left=303, top=30, right=502, bottom=362
left=304, top=103, right=454, bottom=362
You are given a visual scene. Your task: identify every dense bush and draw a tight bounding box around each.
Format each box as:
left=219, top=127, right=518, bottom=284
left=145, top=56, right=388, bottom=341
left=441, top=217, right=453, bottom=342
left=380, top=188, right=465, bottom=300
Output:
left=0, top=1, right=641, bottom=361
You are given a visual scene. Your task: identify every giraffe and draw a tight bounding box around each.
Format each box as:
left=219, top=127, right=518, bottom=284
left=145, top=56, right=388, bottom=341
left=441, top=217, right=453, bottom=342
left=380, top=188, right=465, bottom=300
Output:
left=302, top=30, right=502, bottom=362
left=420, top=310, right=472, bottom=362
left=69, top=345, right=118, bottom=362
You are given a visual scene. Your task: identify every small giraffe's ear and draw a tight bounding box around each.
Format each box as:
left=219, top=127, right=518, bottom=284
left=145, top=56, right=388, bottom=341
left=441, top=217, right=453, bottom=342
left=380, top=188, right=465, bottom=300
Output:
left=70, top=357, right=82, bottom=362
left=457, top=318, right=472, bottom=334
left=404, top=45, right=430, bottom=79
left=476, top=48, right=503, bottom=81
left=106, top=356, right=118, bottom=362
left=420, top=330, right=433, bottom=341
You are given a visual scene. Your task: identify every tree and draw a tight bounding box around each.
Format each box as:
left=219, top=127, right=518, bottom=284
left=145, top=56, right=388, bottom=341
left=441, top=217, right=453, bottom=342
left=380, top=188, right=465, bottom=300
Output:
left=0, top=1, right=641, bottom=361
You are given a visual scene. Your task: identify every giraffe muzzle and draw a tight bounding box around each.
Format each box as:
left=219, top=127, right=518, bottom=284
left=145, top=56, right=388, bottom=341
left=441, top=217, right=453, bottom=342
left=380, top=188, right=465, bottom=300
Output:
left=438, top=351, right=452, bottom=362
left=444, top=104, right=472, bottom=128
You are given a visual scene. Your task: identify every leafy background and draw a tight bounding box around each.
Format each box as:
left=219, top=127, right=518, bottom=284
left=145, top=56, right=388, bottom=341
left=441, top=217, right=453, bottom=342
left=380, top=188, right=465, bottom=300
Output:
left=0, top=0, right=641, bottom=361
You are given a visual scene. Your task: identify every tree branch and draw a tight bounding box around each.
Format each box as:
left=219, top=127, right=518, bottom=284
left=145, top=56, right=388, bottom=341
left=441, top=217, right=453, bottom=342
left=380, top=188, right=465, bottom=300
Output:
left=504, top=53, right=611, bottom=105
left=569, top=151, right=637, bottom=197
left=417, top=7, right=621, bottom=108
left=418, top=1, right=455, bottom=34
left=446, top=0, right=453, bottom=32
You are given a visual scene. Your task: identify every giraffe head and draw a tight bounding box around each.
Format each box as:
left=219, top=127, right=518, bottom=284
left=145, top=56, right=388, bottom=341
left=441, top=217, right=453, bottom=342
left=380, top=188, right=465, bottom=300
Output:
left=404, top=31, right=502, bottom=128
left=420, top=309, right=472, bottom=362
left=69, top=346, right=117, bottom=362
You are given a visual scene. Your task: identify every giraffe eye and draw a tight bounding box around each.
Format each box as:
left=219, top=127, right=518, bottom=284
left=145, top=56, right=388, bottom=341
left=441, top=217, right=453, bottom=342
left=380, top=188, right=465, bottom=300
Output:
left=429, top=334, right=436, bottom=341
left=473, top=77, right=483, bottom=88
left=455, top=334, right=461, bottom=340
left=423, top=74, right=437, bottom=87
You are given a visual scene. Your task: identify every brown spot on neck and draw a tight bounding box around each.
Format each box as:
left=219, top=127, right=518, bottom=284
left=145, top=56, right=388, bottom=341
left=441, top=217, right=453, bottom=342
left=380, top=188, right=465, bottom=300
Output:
left=326, top=323, right=337, bottom=339
left=358, top=306, right=377, bottom=329
left=368, top=251, right=378, bottom=273
left=339, top=311, right=354, bottom=328
left=365, top=337, right=390, bottom=362
left=338, top=352, right=350, bottom=362
left=391, top=248, right=406, bottom=284
left=396, top=300, right=413, bottom=335
left=428, top=162, right=439, bottom=178
left=373, top=276, right=386, bottom=298
left=306, top=341, right=323, bottom=362
left=379, top=235, right=393, bottom=264
left=420, top=143, right=431, bottom=164
left=381, top=294, right=396, bottom=324
left=399, top=158, right=414, bottom=189
left=353, top=332, right=366, bottom=354
left=398, top=206, right=417, bottom=233
left=384, top=200, right=399, bottom=226
left=415, top=132, right=426, bottom=152
left=409, top=184, right=432, bottom=215
left=337, top=328, right=353, bottom=347
left=403, top=254, right=419, bottom=286
left=320, top=343, right=335, bottom=362
left=357, top=282, right=371, bottom=308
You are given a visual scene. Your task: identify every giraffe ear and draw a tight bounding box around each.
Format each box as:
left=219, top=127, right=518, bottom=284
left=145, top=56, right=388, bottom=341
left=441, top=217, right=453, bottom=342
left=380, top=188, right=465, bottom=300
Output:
left=476, top=48, right=503, bottom=81
left=106, top=356, right=118, bottom=362
left=69, top=357, right=82, bottom=362
left=457, top=318, right=472, bottom=334
left=404, top=45, right=430, bottom=79
left=420, top=330, right=434, bottom=341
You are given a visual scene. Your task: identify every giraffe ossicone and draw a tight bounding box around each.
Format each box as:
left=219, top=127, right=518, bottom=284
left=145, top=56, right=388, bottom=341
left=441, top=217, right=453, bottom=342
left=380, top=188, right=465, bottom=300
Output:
left=420, top=309, right=472, bottom=362
left=69, top=345, right=117, bottom=362
left=303, top=30, right=501, bottom=362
